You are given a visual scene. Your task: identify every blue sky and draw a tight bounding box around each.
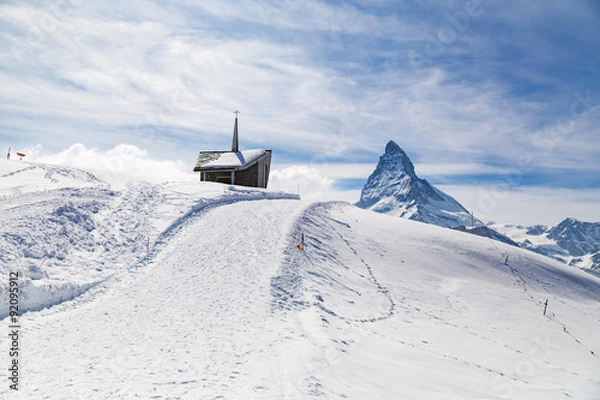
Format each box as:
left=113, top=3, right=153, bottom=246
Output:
left=1, top=0, right=599, bottom=225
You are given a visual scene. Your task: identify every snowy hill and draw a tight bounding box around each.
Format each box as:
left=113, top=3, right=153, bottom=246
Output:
left=493, top=218, right=600, bottom=271
left=1, top=159, right=600, bottom=399
left=356, top=141, right=482, bottom=228
left=0, top=159, right=297, bottom=318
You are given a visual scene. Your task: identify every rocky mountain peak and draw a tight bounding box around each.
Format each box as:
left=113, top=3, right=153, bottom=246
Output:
left=381, top=140, right=416, bottom=178
left=356, top=141, right=481, bottom=229
left=547, top=218, right=600, bottom=257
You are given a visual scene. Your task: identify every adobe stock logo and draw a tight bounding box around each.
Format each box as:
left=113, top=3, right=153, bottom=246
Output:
left=408, top=0, right=485, bottom=73
left=11, top=0, right=83, bottom=64
left=530, top=90, right=598, bottom=150
left=490, top=333, right=560, bottom=398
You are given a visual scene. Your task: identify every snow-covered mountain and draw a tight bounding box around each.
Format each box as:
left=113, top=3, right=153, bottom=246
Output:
left=1, top=159, right=600, bottom=399
left=548, top=218, right=600, bottom=257
left=493, top=218, right=600, bottom=271
left=354, top=140, right=599, bottom=272
left=356, top=141, right=481, bottom=228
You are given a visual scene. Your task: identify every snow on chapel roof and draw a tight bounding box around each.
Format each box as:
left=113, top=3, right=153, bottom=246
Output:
left=194, top=149, right=267, bottom=171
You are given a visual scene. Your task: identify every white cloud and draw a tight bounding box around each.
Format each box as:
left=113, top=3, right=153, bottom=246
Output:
left=269, top=165, right=333, bottom=201
left=438, top=184, right=600, bottom=226
left=276, top=163, right=375, bottom=181
left=30, top=143, right=195, bottom=188
left=2, top=0, right=596, bottom=175
left=188, top=0, right=411, bottom=38
left=414, top=162, right=510, bottom=177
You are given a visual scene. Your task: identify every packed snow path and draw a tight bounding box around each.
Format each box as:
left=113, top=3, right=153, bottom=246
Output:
left=8, top=199, right=312, bottom=399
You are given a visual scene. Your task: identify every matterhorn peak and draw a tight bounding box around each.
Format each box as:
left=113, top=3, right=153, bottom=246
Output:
left=382, top=140, right=416, bottom=178
left=385, top=140, right=401, bottom=154
left=357, top=141, right=482, bottom=228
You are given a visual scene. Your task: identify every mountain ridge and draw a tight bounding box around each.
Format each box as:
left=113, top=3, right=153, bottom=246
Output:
left=493, top=218, right=600, bottom=271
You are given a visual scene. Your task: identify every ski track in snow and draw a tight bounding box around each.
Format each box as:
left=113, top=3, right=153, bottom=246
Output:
left=1, top=161, right=600, bottom=399
left=276, top=202, right=397, bottom=324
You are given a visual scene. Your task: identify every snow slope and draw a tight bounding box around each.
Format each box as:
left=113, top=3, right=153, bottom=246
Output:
left=0, top=159, right=296, bottom=317
left=1, top=160, right=600, bottom=399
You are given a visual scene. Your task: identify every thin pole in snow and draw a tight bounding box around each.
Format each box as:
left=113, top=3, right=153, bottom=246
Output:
left=6, top=147, right=10, bottom=160
left=297, top=233, right=305, bottom=251
left=543, top=299, right=548, bottom=316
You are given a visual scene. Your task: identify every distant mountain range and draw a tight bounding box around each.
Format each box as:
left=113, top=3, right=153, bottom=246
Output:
left=493, top=219, right=600, bottom=272
left=357, top=140, right=600, bottom=272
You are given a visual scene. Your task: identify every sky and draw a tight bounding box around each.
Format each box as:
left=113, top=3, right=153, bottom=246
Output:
left=0, top=0, right=599, bottom=225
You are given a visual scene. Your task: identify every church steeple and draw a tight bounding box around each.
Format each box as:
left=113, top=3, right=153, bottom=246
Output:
left=231, top=110, right=240, bottom=152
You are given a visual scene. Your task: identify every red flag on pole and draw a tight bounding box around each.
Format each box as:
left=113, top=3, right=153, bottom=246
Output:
left=297, top=233, right=305, bottom=250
